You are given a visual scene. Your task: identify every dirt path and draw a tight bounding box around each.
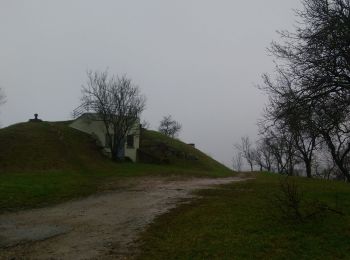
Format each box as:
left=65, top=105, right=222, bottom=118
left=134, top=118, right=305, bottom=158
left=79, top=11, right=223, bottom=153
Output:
left=0, top=176, right=248, bottom=259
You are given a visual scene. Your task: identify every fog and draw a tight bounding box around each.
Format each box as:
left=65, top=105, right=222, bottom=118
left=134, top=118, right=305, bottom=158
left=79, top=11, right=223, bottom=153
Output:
left=0, top=0, right=302, bottom=167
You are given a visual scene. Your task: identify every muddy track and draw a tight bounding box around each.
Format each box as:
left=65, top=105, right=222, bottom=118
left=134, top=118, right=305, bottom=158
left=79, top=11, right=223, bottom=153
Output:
left=0, top=176, right=249, bottom=259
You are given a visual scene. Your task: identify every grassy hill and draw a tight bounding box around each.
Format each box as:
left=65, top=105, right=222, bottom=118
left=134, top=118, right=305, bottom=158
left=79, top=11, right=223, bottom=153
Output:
left=0, top=121, right=231, bottom=174
left=0, top=121, right=113, bottom=173
left=139, top=130, right=230, bottom=173
left=0, top=121, right=233, bottom=212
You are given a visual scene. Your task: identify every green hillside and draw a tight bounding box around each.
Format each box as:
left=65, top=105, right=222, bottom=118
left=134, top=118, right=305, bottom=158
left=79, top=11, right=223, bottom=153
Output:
left=0, top=121, right=114, bottom=173
left=139, top=130, right=230, bottom=173
left=0, top=121, right=233, bottom=212
left=0, top=121, right=231, bottom=174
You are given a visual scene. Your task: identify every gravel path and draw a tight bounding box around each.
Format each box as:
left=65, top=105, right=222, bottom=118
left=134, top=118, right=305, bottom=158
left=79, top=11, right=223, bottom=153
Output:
left=0, top=176, right=248, bottom=259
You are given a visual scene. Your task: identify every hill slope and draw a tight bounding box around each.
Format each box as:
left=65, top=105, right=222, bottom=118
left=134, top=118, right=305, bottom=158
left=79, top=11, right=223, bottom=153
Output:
left=0, top=121, right=113, bottom=173
left=139, top=130, right=230, bottom=173
left=0, top=121, right=232, bottom=174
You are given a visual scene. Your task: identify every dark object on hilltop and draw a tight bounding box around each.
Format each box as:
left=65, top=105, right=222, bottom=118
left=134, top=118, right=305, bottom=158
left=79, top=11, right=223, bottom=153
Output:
left=29, top=113, right=43, bottom=122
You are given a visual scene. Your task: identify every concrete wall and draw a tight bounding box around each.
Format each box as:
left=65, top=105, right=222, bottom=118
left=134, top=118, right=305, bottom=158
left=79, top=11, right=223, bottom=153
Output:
left=70, top=114, right=140, bottom=162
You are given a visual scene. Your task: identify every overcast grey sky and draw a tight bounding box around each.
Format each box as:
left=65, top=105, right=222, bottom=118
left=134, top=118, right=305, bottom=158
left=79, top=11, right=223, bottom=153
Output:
left=0, top=0, right=301, bottom=167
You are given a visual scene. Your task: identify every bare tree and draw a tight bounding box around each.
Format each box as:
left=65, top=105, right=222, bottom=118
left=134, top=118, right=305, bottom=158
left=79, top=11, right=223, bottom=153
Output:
left=261, top=71, right=318, bottom=178
left=253, top=138, right=273, bottom=172
left=259, top=124, right=299, bottom=175
left=79, top=70, right=146, bottom=161
left=270, top=0, right=350, bottom=99
left=232, top=152, right=243, bottom=172
left=259, top=0, right=350, bottom=180
left=252, top=149, right=263, bottom=172
left=235, top=136, right=254, bottom=171
left=263, top=70, right=350, bottom=179
left=317, top=110, right=350, bottom=181
left=158, top=115, right=182, bottom=138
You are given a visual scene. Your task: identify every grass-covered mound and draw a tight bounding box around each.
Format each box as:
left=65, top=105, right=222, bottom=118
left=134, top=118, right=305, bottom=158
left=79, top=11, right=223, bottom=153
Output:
left=0, top=121, right=231, bottom=174
left=137, top=174, right=350, bottom=259
left=0, top=121, right=116, bottom=173
left=0, top=121, right=233, bottom=212
left=139, top=130, right=231, bottom=174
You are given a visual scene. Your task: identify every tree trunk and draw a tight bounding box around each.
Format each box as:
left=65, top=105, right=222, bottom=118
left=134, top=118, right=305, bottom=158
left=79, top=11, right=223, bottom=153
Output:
left=305, top=160, right=312, bottom=178
left=277, top=164, right=281, bottom=174
left=111, top=140, right=123, bottom=162
left=111, top=147, right=119, bottom=161
left=267, top=165, right=271, bottom=172
left=336, top=163, right=350, bottom=183
left=322, top=133, right=350, bottom=182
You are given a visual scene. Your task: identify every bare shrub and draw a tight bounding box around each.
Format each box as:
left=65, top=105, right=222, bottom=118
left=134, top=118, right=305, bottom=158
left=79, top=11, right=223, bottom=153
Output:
left=274, top=177, right=344, bottom=223
left=275, top=178, right=304, bottom=222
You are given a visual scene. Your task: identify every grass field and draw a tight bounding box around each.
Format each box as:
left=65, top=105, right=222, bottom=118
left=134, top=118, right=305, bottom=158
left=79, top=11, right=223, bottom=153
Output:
left=0, top=121, right=233, bottom=212
left=137, top=173, right=350, bottom=259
